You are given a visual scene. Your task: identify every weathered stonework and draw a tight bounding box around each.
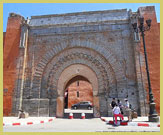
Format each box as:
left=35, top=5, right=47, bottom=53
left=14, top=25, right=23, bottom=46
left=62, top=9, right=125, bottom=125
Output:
left=3, top=6, right=160, bottom=117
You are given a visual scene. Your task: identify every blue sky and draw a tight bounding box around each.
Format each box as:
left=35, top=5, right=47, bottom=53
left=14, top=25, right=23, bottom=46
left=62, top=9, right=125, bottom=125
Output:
left=3, top=3, right=160, bottom=32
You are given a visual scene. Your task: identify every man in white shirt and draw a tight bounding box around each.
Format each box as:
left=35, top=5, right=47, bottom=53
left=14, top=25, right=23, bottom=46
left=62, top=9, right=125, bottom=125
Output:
left=124, top=99, right=130, bottom=108
left=113, top=104, right=124, bottom=125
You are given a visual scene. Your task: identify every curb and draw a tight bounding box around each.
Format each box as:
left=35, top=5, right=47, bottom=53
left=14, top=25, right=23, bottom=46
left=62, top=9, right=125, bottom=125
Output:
left=3, top=117, right=56, bottom=126
left=100, top=117, right=160, bottom=127
left=128, top=122, right=160, bottom=127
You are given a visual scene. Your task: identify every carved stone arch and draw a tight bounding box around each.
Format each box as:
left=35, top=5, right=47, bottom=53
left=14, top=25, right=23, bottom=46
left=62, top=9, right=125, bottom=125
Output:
left=33, top=45, right=125, bottom=99
left=34, top=40, right=125, bottom=89
left=42, top=47, right=117, bottom=97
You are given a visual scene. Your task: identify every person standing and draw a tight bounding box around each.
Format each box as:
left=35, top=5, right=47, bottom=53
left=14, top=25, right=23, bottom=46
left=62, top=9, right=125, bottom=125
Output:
left=117, top=99, right=123, bottom=114
left=112, top=104, right=124, bottom=125
left=110, top=98, right=116, bottom=109
left=124, top=99, right=132, bottom=121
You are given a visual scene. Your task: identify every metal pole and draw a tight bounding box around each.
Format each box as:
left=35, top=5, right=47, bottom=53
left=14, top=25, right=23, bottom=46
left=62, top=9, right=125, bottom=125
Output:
left=141, top=30, right=159, bottom=122
left=141, top=31, right=152, bottom=102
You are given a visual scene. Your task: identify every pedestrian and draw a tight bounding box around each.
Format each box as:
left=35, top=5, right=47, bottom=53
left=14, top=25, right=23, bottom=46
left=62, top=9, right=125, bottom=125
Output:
left=117, top=99, right=124, bottom=114
left=110, top=98, right=116, bottom=109
left=112, top=104, right=124, bottom=125
left=124, top=99, right=132, bottom=121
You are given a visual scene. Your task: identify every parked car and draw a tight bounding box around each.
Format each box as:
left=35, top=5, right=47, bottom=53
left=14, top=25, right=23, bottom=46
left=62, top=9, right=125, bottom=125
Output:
left=71, top=101, right=93, bottom=110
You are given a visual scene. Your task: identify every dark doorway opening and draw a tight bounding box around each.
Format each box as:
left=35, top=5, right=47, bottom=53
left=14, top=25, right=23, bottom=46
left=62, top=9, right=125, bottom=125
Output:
left=64, top=75, right=93, bottom=118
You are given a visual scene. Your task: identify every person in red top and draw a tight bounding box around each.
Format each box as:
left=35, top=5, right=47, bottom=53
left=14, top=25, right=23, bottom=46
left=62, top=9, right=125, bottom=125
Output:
left=113, top=104, right=124, bottom=125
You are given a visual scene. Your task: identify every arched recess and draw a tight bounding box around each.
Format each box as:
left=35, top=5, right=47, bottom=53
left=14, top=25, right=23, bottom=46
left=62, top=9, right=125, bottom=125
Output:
left=31, top=43, right=127, bottom=117
left=56, top=64, right=100, bottom=118
left=41, top=47, right=117, bottom=99
left=34, top=41, right=126, bottom=96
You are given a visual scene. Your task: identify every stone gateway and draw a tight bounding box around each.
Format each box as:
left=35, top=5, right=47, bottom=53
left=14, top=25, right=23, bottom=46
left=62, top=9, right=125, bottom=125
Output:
left=3, top=6, right=160, bottom=117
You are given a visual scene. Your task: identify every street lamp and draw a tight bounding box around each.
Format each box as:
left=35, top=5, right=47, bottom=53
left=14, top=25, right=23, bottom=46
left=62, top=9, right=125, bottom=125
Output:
left=132, top=17, right=159, bottom=122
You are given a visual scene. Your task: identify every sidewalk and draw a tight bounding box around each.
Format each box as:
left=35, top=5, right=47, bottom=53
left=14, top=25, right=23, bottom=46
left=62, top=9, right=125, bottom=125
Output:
left=101, top=117, right=160, bottom=127
left=3, top=116, right=160, bottom=128
left=3, top=117, right=56, bottom=126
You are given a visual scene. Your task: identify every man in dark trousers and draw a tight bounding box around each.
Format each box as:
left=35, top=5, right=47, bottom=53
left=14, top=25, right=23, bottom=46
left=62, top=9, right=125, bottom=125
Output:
left=110, top=98, right=116, bottom=109
left=117, top=99, right=124, bottom=115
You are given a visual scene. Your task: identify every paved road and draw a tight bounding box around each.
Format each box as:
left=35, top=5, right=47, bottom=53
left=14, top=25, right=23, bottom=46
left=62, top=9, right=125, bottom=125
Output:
left=3, top=118, right=160, bottom=132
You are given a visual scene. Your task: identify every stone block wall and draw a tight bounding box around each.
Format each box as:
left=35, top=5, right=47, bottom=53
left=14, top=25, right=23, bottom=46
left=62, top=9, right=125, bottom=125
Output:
left=23, top=9, right=138, bottom=116
left=3, top=6, right=160, bottom=117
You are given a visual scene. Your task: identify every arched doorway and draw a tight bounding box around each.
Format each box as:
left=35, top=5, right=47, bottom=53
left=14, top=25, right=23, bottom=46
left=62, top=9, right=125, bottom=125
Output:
left=64, top=75, right=93, bottom=117
left=64, top=75, right=93, bottom=109
left=56, top=64, right=100, bottom=118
